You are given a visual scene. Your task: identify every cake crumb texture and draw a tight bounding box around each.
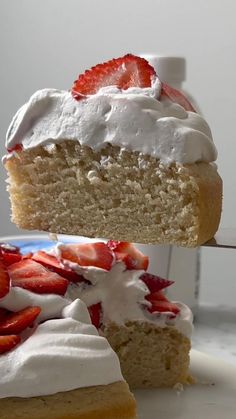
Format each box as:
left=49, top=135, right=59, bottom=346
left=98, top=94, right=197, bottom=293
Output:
left=5, top=140, right=222, bottom=247
left=102, top=322, right=191, bottom=388
left=0, top=381, right=137, bottom=419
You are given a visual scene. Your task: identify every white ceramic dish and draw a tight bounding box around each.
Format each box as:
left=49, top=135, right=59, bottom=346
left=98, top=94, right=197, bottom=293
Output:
left=134, top=349, right=236, bottom=419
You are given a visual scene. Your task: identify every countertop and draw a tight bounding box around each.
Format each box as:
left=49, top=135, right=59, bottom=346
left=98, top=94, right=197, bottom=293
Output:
left=192, top=304, right=236, bottom=366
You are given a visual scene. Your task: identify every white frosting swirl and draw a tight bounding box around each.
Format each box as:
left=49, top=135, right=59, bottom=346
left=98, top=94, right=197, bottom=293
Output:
left=60, top=253, right=193, bottom=339
left=6, top=85, right=217, bottom=164
left=0, top=297, right=123, bottom=398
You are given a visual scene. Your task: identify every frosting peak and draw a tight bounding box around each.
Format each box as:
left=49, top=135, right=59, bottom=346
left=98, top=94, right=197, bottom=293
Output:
left=6, top=86, right=217, bottom=164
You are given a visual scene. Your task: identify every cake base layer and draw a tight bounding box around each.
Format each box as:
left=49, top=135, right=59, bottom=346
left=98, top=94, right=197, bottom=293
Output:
left=0, top=381, right=136, bottom=419
left=101, top=322, right=191, bottom=388
left=5, top=140, right=222, bottom=247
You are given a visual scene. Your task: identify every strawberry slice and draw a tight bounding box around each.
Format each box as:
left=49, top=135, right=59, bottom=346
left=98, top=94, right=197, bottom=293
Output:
left=146, top=290, right=180, bottom=315
left=88, top=303, right=102, bottom=328
left=107, top=241, right=148, bottom=271
left=0, top=335, right=21, bottom=354
left=7, top=144, right=23, bottom=153
left=0, top=243, right=22, bottom=267
left=161, top=83, right=195, bottom=112
left=59, top=243, right=113, bottom=270
left=0, top=308, right=9, bottom=322
left=0, top=258, right=10, bottom=298
left=72, top=54, right=156, bottom=99
left=140, top=273, right=174, bottom=293
left=8, top=259, right=69, bottom=295
left=0, top=306, right=41, bottom=335
left=32, top=251, right=85, bottom=283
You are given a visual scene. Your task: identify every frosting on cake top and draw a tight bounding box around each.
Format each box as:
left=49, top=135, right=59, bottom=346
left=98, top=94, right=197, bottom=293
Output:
left=5, top=83, right=217, bottom=164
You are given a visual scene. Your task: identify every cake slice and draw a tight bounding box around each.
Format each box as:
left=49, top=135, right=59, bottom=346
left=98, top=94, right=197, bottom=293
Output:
left=3, top=54, right=222, bottom=247
left=0, top=245, right=136, bottom=419
left=7, top=240, right=193, bottom=388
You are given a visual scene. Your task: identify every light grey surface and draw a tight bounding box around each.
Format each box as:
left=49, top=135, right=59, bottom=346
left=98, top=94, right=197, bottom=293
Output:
left=1, top=1, right=236, bottom=300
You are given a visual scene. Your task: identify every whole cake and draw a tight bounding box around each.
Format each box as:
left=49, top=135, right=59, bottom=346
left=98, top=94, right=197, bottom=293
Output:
left=1, top=240, right=193, bottom=389
left=0, top=244, right=136, bottom=419
left=3, top=54, right=222, bottom=247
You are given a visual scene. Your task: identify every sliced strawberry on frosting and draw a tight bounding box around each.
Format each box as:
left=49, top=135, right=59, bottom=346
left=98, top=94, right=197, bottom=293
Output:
left=32, top=251, right=84, bottom=283
left=0, top=243, right=22, bottom=267
left=107, top=241, right=149, bottom=271
left=146, top=290, right=180, bottom=315
left=88, top=303, right=102, bottom=328
left=59, top=242, right=113, bottom=270
left=8, top=259, right=69, bottom=295
left=140, top=272, right=174, bottom=293
left=0, top=258, right=10, bottom=298
left=72, top=54, right=156, bottom=98
left=0, top=306, right=41, bottom=335
left=161, top=83, right=195, bottom=112
left=0, top=335, right=21, bottom=354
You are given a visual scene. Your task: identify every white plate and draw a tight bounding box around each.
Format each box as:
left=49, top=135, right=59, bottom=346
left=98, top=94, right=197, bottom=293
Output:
left=134, top=349, right=236, bottom=419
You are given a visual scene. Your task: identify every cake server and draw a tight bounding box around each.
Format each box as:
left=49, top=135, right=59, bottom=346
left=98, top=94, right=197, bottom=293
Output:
left=203, top=228, right=236, bottom=249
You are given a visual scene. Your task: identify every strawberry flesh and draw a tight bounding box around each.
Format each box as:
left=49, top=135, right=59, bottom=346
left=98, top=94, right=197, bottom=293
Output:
left=0, top=306, right=41, bottom=335
left=161, top=83, right=196, bottom=112
left=8, top=259, right=69, bottom=295
left=0, top=258, right=10, bottom=298
left=146, top=290, right=180, bottom=315
left=0, top=335, right=21, bottom=354
left=0, top=243, right=22, bottom=267
left=108, top=241, right=149, bottom=271
left=59, top=242, right=113, bottom=271
left=88, top=303, right=102, bottom=328
left=72, top=54, right=156, bottom=98
left=32, top=251, right=85, bottom=283
left=140, top=273, right=174, bottom=293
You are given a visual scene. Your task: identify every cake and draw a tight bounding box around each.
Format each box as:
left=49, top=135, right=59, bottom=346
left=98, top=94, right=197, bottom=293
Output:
left=1, top=240, right=193, bottom=389
left=0, top=244, right=137, bottom=419
left=4, top=54, right=222, bottom=247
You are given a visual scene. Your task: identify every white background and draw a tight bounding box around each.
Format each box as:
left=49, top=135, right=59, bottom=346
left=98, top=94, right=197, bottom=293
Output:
left=0, top=0, right=235, bottom=305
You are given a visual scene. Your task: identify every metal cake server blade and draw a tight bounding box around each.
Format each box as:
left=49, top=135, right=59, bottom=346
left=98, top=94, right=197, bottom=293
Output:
left=203, top=228, right=236, bottom=249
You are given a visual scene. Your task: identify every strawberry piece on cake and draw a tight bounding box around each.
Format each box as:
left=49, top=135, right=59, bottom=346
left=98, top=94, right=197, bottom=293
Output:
left=8, top=259, right=69, bottom=295
left=88, top=303, right=102, bottom=328
left=107, top=241, right=149, bottom=270
left=0, top=258, right=10, bottom=298
left=32, top=251, right=84, bottom=282
left=72, top=54, right=156, bottom=98
left=0, top=306, right=41, bottom=335
left=0, top=335, right=21, bottom=354
left=59, top=242, right=114, bottom=270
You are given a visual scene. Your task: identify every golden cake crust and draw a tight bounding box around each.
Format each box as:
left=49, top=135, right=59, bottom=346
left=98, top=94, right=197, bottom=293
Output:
left=0, top=381, right=137, bottom=419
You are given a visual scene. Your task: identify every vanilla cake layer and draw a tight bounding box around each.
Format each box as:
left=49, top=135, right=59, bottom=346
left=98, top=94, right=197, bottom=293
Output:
left=101, top=322, right=191, bottom=388
left=0, top=381, right=136, bottom=419
left=5, top=140, right=222, bottom=247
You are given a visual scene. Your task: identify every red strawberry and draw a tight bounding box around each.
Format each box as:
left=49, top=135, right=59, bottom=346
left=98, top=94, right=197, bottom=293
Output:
left=72, top=54, right=156, bottom=99
left=0, top=258, right=10, bottom=298
left=0, top=308, right=9, bottom=322
left=0, top=335, right=21, bottom=354
left=161, top=83, right=195, bottom=112
left=32, top=251, right=84, bottom=283
left=7, top=144, right=23, bottom=153
left=0, top=243, right=22, bottom=267
left=8, top=259, right=69, bottom=295
left=0, top=306, right=41, bottom=335
left=140, top=273, right=174, bottom=293
left=88, top=303, right=102, bottom=328
left=146, top=291, right=180, bottom=315
left=59, top=242, right=113, bottom=271
left=107, top=241, right=149, bottom=271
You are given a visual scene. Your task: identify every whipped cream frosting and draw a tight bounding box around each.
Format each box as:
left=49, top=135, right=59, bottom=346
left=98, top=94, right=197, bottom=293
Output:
left=56, top=245, right=193, bottom=339
left=0, top=296, right=123, bottom=398
left=6, top=84, right=217, bottom=164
